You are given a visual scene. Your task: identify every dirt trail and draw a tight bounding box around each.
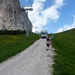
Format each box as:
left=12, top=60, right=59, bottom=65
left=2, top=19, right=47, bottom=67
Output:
left=0, top=39, right=55, bottom=75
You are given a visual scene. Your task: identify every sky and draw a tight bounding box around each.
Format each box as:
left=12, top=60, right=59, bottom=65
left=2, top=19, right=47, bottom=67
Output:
left=20, top=0, right=75, bottom=33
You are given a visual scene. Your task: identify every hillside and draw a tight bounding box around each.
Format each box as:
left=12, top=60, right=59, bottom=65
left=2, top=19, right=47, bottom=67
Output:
left=0, top=33, right=40, bottom=63
left=57, top=28, right=75, bottom=35
left=52, top=28, right=75, bottom=75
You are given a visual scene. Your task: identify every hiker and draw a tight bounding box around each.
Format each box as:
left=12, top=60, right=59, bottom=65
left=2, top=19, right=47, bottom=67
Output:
left=46, top=36, right=52, bottom=50
left=51, top=35, right=54, bottom=39
left=51, top=34, right=54, bottom=42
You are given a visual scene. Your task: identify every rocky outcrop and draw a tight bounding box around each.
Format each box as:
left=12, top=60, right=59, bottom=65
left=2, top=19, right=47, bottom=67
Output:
left=0, top=0, right=32, bottom=32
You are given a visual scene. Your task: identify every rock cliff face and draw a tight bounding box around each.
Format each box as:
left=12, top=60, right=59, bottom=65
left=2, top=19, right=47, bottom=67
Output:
left=0, top=0, right=32, bottom=32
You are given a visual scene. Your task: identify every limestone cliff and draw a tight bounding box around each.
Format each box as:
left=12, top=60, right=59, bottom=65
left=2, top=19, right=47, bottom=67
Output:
left=0, top=0, right=32, bottom=32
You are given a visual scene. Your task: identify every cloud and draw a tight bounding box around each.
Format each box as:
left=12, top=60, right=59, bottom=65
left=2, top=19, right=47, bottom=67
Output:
left=28, top=0, right=65, bottom=32
left=57, top=15, right=75, bottom=33
left=55, top=0, right=64, bottom=7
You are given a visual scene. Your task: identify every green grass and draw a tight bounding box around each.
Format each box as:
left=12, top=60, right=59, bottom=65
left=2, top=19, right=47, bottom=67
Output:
left=52, top=28, right=75, bottom=75
left=0, top=33, right=40, bottom=63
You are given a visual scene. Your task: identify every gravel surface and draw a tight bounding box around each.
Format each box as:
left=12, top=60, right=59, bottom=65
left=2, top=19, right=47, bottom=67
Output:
left=0, top=39, right=54, bottom=75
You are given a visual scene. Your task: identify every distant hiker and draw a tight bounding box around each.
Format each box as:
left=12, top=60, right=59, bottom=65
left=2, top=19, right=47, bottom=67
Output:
left=51, top=35, right=54, bottom=39
left=46, top=36, right=52, bottom=50
left=51, top=34, right=54, bottom=42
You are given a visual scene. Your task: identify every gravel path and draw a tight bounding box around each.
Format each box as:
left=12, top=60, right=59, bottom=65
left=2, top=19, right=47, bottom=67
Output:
left=0, top=39, right=54, bottom=75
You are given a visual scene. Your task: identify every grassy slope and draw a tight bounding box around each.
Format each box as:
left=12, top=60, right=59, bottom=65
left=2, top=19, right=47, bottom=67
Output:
left=0, top=33, right=40, bottom=63
left=52, top=28, right=75, bottom=75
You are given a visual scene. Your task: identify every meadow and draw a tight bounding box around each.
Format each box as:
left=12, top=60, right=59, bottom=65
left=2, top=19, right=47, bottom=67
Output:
left=0, top=33, right=39, bottom=63
left=0, top=28, right=75, bottom=75
left=52, top=28, right=75, bottom=75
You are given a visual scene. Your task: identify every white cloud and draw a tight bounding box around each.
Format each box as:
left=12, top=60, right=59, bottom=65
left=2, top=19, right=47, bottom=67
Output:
left=57, top=28, right=63, bottom=32
left=28, top=0, right=65, bottom=32
left=57, top=15, right=75, bottom=33
left=55, top=0, right=64, bottom=7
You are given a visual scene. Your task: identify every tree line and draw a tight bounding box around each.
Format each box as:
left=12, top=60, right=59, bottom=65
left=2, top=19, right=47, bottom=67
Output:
left=0, top=30, right=26, bottom=35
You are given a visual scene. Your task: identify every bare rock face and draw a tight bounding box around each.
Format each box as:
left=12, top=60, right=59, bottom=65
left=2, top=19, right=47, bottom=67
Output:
left=0, top=0, right=32, bottom=32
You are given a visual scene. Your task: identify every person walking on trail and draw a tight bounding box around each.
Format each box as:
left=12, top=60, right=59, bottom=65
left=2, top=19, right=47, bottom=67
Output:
left=46, top=36, right=52, bottom=50
left=51, top=34, right=54, bottom=42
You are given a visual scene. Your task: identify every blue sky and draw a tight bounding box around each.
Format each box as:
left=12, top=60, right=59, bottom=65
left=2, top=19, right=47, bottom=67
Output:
left=20, top=0, right=75, bottom=33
